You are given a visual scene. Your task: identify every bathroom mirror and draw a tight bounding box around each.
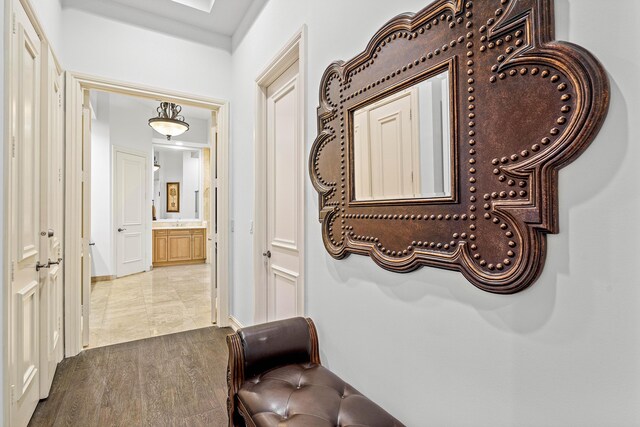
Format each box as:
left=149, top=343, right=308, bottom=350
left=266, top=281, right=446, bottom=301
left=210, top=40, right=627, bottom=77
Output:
left=153, top=145, right=202, bottom=220
left=310, top=0, right=609, bottom=293
left=353, top=69, right=452, bottom=201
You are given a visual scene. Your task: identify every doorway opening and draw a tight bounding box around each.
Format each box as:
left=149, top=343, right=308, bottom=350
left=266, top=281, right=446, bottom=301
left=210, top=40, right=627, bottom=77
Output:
left=64, top=74, right=230, bottom=356
left=84, top=91, right=218, bottom=348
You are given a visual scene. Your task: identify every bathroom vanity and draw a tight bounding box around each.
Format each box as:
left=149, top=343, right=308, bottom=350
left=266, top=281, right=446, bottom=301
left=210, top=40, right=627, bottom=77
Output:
left=152, top=223, right=207, bottom=267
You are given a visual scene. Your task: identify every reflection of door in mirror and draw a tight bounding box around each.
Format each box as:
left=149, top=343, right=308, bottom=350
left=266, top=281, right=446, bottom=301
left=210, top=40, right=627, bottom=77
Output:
left=353, top=70, right=451, bottom=201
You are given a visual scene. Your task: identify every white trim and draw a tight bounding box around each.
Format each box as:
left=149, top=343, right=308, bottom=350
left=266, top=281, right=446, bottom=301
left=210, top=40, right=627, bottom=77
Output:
left=63, top=74, right=83, bottom=358
left=3, top=1, right=12, bottom=424
left=228, top=315, right=244, bottom=332
left=216, top=104, right=231, bottom=329
left=64, top=72, right=232, bottom=357
left=253, top=26, right=307, bottom=324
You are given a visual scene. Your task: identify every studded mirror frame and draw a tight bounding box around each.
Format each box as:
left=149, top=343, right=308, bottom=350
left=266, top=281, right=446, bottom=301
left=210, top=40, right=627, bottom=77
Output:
left=309, top=0, right=609, bottom=293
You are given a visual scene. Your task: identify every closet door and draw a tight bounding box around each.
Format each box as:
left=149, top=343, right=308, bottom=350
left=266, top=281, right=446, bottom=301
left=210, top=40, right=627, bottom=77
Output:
left=265, top=61, right=302, bottom=321
left=9, top=2, right=42, bottom=425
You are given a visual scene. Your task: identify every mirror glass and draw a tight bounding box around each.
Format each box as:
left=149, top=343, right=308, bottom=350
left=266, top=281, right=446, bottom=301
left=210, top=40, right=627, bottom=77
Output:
left=153, top=145, right=202, bottom=220
left=353, top=70, right=452, bottom=201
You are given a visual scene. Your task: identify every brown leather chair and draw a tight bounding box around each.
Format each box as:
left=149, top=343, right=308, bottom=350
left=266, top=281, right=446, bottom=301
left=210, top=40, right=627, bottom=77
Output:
left=227, top=317, right=405, bottom=427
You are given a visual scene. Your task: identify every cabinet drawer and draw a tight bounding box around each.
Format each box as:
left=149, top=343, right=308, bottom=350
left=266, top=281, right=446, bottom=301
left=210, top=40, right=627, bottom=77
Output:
left=167, top=229, right=191, bottom=236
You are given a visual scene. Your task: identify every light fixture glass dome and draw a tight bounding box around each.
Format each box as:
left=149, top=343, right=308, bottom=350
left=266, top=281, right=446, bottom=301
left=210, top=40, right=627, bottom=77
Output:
left=149, top=102, right=189, bottom=140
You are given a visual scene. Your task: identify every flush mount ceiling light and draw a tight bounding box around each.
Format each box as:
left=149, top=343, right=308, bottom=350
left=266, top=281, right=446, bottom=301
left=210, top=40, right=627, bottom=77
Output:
left=149, top=102, right=189, bottom=140
left=170, top=0, right=216, bottom=13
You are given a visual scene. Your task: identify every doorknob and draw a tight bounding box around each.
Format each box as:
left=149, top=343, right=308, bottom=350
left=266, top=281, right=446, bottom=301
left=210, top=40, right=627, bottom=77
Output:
left=40, top=229, right=54, bottom=238
left=118, top=228, right=127, bottom=232
left=36, top=258, right=63, bottom=271
left=263, top=250, right=271, bottom=258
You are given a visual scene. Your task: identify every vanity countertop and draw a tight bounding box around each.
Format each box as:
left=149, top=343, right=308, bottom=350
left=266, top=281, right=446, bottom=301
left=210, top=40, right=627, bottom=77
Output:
left=153, top=225, right=207, bottom=230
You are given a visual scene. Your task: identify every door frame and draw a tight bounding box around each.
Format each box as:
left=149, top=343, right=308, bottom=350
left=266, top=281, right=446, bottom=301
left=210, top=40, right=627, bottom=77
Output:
left=253, top=27, right=307, bottom=324
left=64, top=72, right=231, bottom=357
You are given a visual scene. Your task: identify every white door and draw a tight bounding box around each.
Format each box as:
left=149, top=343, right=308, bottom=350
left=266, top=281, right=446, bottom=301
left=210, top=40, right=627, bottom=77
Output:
left=10, top=2, right=42, bottom=425
left=38, top=46, right=65, bottom=398
left=115, top=150, right=147, bottom=277
left=265, top=61, right=303, bottom=321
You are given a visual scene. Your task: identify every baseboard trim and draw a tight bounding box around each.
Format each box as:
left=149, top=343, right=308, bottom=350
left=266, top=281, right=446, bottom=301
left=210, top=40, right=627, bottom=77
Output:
left=91, top=275, right=115, bottom=283
left=228, top=316, right=244, bottom=332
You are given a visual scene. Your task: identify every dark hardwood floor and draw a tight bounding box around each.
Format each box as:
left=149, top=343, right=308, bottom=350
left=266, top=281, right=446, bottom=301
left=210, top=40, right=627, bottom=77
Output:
left=29, top=326, right=233, bottom=427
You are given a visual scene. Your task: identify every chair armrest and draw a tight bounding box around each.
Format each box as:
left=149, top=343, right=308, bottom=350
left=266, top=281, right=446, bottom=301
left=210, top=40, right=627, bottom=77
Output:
left=238, top=317, right=320, bottom=379
left=226, top=317, right=321, bottom=426
left=226, top=333, right=245, bottom=427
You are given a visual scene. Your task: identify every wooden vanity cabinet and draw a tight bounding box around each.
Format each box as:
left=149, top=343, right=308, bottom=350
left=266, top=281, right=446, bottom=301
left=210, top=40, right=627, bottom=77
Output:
left=153, top=228, right=206, bottom=267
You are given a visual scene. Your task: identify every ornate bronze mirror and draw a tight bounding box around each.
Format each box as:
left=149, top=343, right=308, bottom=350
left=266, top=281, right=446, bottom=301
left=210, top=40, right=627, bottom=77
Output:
left=310, top=0, right=609, bottom=293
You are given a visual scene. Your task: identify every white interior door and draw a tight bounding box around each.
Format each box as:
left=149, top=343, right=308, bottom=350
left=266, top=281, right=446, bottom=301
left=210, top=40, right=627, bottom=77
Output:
left=265, top=60, right=302, bottom=321
left=10, top=2, right=42, bottom=425
left=38, top=45, right=65, bottom=398
left=115, top=149, right=147, bottom=277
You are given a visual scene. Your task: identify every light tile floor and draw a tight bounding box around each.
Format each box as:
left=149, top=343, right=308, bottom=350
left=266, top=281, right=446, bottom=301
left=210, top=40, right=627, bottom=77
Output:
left=89, top=264, right=213, bottom=348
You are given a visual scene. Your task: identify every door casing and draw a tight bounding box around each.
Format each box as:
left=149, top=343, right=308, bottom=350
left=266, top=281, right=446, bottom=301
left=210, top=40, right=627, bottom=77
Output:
left=64, top=73, right=231, bottom=357
left=253, top=27, right=307, bottom=324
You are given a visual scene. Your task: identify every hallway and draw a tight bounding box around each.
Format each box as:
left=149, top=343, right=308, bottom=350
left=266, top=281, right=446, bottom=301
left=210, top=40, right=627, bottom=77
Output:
left=90, top=264, right=214, bottom=348
left=28, top=327, right=231, bottom=426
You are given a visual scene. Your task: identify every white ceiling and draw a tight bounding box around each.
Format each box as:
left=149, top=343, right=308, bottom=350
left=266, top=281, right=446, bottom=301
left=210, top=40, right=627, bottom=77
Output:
left=60, top=0, right=268, bottom=51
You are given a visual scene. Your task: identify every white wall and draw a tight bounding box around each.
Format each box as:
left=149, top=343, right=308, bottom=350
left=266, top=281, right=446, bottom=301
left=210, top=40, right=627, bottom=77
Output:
left=230, top=1, right=640, bottom=426
left=181, top=151, right=201, bottom=219
left=61, top=8, right=232, bottom=100
left=29, top=0, right=62, bottom=53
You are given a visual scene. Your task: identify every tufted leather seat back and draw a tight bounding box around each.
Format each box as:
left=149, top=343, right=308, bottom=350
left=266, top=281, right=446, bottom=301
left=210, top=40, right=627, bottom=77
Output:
left=238, top=317, right=314, bottom=380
